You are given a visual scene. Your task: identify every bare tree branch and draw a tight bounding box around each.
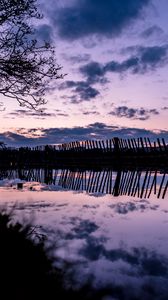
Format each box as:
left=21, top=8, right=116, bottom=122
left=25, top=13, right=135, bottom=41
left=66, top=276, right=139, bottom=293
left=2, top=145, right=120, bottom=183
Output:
left=0, top=0, right=64, bottom=109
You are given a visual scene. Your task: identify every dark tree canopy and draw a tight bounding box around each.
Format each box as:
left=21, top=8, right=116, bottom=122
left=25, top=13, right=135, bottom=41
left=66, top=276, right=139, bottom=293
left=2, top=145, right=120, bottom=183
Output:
left=0, top=0, right=63, bottom=109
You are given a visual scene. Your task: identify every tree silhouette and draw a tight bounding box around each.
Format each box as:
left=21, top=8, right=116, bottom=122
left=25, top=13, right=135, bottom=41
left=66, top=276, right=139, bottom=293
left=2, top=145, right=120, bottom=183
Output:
left=0, top=0, right=64, bottom=109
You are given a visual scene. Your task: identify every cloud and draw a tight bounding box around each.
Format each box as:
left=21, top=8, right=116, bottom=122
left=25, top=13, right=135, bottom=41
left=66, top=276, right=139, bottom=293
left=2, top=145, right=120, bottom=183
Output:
left=59, top=80, right=100, bottom=102
left=109, top=200, right=159, bottom=214
left=0, top=132, right=35, bottom=146
left=80, top=45, right=168, bottom=82
left=78, top=236, right=168, bottom=278
left=66, top=219, right=99, bottom=240
left=50, top=0, right=151, bottom=40
left=62, top=53, right=91, bottom=64
left=137, top=46, right=168, bottom=70
left=8, top=109, right=69, bottom=119
left=141, top=25, right=164, bottom=38
left=120, top=45, right=140, bottom=55
left=35, top=24, right=53, bottom=43
left=82, top=111, right=100, bottom=116
left=80, top=62, right=108, bottom=84
left=0, top=123, right=168, bottom=147
left=76, top=236, right=168, bottom=299
left=9, top=109, right=56, bottom=118
left=56, top=113, right=69, bottom=117
left=109, top=106, right=159, bottom=120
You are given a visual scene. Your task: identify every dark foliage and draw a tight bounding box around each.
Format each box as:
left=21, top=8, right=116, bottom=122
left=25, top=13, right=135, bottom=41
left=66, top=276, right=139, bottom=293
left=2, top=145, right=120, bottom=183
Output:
left=0, top=211, right=111, bottom=300
left=0, top=212, right=65, bottom=299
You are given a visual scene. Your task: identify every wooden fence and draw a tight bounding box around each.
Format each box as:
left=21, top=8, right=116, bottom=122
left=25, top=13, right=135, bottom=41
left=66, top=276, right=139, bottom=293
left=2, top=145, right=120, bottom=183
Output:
left=0, top=137, right=167, bottom=168
left=56, top=137, right=168, bottom=153
left=17, top=137, right=167, bottom=153
left=0, top=168, right=167, bottom=199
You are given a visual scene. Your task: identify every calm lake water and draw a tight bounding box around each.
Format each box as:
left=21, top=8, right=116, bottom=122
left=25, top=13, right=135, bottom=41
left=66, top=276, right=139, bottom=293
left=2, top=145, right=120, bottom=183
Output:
left=0, top=168, right=168, bottom=299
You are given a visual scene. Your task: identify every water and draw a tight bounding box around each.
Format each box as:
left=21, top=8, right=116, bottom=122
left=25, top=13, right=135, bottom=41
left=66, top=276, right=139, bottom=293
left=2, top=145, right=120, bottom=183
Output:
left=0, top=168, right=168, bottom=298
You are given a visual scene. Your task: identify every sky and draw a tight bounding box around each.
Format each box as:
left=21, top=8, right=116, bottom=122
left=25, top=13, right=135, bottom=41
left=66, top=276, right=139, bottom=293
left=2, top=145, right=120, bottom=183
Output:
left=0, top=0, right=168, bottom=146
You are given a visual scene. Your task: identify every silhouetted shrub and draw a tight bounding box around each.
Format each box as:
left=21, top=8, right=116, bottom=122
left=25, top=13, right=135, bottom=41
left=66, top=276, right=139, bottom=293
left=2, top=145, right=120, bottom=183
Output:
left=0, top=211, right=106, bottom=300
left=0, top=211, right=66, bottom=299
left=1, top=211, right=152, bottom=300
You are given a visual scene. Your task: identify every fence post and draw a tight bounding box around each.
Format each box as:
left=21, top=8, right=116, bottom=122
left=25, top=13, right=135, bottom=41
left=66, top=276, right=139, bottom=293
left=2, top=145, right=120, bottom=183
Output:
left=113, top=137, right=120, bottom=153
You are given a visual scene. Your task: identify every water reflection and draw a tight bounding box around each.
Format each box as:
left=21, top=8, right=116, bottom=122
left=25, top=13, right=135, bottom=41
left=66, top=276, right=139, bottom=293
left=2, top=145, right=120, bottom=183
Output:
left=0, top=167, right=168, bottom=299
left=0, top=168, right=167, bottom=199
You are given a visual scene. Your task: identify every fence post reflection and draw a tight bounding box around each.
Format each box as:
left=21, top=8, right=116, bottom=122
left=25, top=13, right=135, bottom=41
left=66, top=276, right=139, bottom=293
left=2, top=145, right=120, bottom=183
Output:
left=0, top=168, right=167, bottom=199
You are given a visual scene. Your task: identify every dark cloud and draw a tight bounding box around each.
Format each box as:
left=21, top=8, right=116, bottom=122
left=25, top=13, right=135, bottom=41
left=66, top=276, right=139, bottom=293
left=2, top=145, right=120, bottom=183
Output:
left=138, top=46, right=168, bottom=70
left=109, top=106, right=159, bottom=120
left=8, top=109, right=69, bottom=119
left=60, top=46, right=167, bottom=103
left=0, top=132, right=35, bottom=146
left=66, top=220, right=99, bottom=240
left=50, top=0, right=150, bottom=40
left=80, top=45, right=168, bottom=82
left=60, top=61, right=108, bottom=102
left=35, top=24, right=53, bottom=43
left=141, top=25, right=164, bottom=38
left=109, top=201, right=159, bottom=214
left=59, top=80, right=100, bottom=102
left=120, top=45, right=142, bottom=55
left=80, top=61, right=103, bottom=81
left=82, top=111, right=100, bottom=116
left=9, top=109, right=56, bottom=118
left=80, top=62, right=108, bottom=84
left=62, top=53, right=91, bottom=64
left=80, top=240, right=168, bottom=278
left=0, top=123, right=168, bottom=147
